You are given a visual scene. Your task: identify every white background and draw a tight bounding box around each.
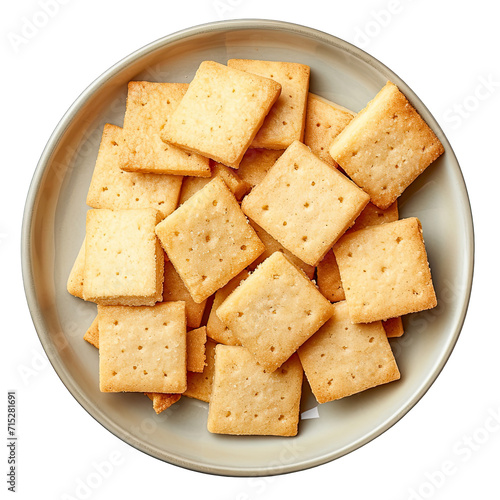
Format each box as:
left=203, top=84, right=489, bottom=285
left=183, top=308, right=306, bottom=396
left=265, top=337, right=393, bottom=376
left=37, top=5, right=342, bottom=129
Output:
left=2, top=0, right=499, bottom=499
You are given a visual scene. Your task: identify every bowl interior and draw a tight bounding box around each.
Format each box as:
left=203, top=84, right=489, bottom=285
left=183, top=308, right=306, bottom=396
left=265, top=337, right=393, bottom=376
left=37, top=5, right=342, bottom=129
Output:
left=23, top=20, right=473, bottom=476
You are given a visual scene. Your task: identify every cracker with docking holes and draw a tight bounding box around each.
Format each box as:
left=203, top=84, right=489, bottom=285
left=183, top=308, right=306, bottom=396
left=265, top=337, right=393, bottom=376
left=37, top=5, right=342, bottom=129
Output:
left=67, top=237, right=86, bottom=300
left=216, top=252, right=333, bottom=372
left=83, top=208, right=164, bottom=306
left=155, top=177, right=265, bottom=303
left=163, top=260, right=207, bottom=329
left=184, top=339, right=218, bottom=403
left=207, top=345, right=303, bottom=436
left=298, top=301, right=400, bottom=403
left=187, top=326, right=207, bottom=373
left=236, top=148, right=284, bottom=188
left=99, top=302, right=187, bottom=393
left=333, top=217, right=437, bottom=323
left=303, top=93, right=354, bottom=167
left=86, top=124, right=182, bottom=219
left=120, top=82, right=210, bottom=177
left=161, top=61, right=281, bottom=169
left=241, top=140, right=370, bottom=266
left=227, top=59, right=310, bottom=150
left=329, top=81, right=444, bottom=209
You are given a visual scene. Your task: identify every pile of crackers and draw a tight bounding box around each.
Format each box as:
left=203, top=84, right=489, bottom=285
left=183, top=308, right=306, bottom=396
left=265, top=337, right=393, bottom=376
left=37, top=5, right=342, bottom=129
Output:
left=67, top=59, right=444, bottom=436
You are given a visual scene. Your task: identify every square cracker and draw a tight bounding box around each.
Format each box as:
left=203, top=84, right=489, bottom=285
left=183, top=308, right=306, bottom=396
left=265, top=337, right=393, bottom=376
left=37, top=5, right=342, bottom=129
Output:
left=383, top=316, right=404, bottom=338
left=99, top=302, right=187, bottom=393
left=206, top=270, right=249, bottom=346
left=303, top=93, right=354, bottom=168
left=83, top=208, right=164, bottom=306
left=155, top=177, right=265, bottom=303
left=333, top=217, right=437, bottom=323
left=317, top=201, right=399, bottom=302
left=207, top=345, right=303, bottom=436
left=184, top=339, right=218, bottom=403
left=236, top=148, right=284, bottom=188
left=67, top=238, right=86, bottom=299
left=187, top=326, right=207, bottom=373
left=86, top=124, right=182, bottom=219
left=178, top=162, right=250, bottom=205
left=216, top=251, right=333, bottom=372
left=298, top=301, right=400, bottom=403
left=163, top=260, right=207, bottom=328
left=120, top=82, right=210, bottom=177
left=227, top=59, right=310, bottom=150
left=161, top=61, right=281, bottom=169
left=329, top=81, right=444, bottom=209
left=83, top=315, right=100, bottom=348
left=247, top=219, right=315, bottom=279
left=241, top=140, right=370, bottom=266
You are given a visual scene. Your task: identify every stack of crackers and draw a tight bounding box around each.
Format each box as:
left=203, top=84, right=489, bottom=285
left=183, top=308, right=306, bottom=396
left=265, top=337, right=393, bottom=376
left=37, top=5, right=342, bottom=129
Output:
left=67, top=59, right=443, bottom=437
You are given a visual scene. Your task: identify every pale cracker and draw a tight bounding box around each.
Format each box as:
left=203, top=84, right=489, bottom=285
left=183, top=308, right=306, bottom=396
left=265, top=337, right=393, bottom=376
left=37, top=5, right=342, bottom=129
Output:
left=86, top=124, right=182, bottom=219
left=67, top=238, right=86, bottom=299
left=216, top=252, right=333, bottom=372
left=207, top=345, right=303, bottom=436
left=304, top=93, right=354, bottom=167
left=145, top=393, right=182, bottom=414
left=298, top=301, right=400, bottom=403
left=163, top=260, right=207, bottom=328
left=329, top=81, right=445, bottom=209
left=83, top=314, right=99, bottom=348
left=241, top=140, right=370, bottom=266
left=227, top=59, right=310, bottom=149
left=317, top=201, right=399, bottom=302
left=333, top=217, right=437, bottom=323
left=178, top=162, right=250, bottom=205
left=184, top=339, right=217, bottom=403
left=83, top=208, right=164, bottom=306
left=206, top=270, right=249, bottom=346
left=161, top=61, right=281, bottom=168
left=187, top=326, right=207, bottom=373
left=99, top=302, right=187, bottom=393
left=236, top=148, right=284, bottom=188
left=120, top=82, right=210, bottom=176
left=155, top=177, right=265, bottom=303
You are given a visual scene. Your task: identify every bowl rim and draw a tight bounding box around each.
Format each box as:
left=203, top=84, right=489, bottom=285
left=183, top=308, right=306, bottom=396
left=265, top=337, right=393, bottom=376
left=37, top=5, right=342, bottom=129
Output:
left=21, top=18, right=474, bottom=477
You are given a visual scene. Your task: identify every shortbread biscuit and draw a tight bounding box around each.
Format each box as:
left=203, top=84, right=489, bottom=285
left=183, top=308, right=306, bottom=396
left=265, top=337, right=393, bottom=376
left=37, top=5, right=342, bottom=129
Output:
left=228, top=59, right=310, bottom=149
left=178, top=162, right=250, bottom=205
left=99, top=302, right=187, bottom=393
left=236, top=148, right=284, bottom=188
left=206, top=270, right=249, bottom=346
left=241, top=140, right=370, bottom=266
left=161, top=61, right=281, bottom=168
left=187, top=326, right=207, bottom=373
left=207, top=346, right=303, bottom=436
left=155, top=177, right=265, bottom=303
left=67, top=238, right=86, bottom=299
left=317, top=201, right=399, bottom=302
left=86, top=124, right=182, bottom=219
left=304, top=93, right=354, bottom=167
left=216, top=252, right=333, bottom=372
left=83, top=208, right=164, bottom=306
left=120, top=82, right=210, bottom=176
left=329, top=81, right=444, bottom=209
left=383, top=317, right=404, bottom=338
left=298, top=301, right=400, bottom=403
left=333, top=217, right=437, bottom=323
left=163, top=260, right=207, bottom=328
left=184, top=339, right=217, bottom=402
left=247, top=220, right=315, bottom=279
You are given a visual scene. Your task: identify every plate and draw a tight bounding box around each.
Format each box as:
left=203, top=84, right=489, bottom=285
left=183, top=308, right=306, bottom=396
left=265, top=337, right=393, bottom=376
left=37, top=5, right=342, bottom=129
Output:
left=21, top=19, right=473, bottom=476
